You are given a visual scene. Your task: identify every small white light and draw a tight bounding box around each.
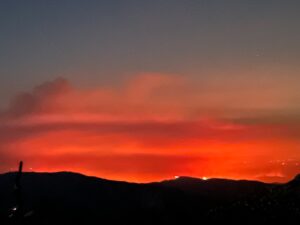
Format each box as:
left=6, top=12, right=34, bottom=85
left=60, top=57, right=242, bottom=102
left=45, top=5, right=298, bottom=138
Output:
left=174, top=176, right=179, bottom=179
left=202, top=176, right=208, bottom=180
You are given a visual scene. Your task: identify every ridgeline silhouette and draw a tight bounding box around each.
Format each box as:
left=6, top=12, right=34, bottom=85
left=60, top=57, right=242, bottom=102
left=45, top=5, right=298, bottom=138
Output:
left=1, top=163, right=300, bottom=224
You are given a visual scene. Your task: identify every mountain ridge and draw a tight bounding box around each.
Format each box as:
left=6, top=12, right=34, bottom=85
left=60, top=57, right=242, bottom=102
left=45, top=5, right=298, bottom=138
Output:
left=2, top=171, right=299, bottom=185
left=1, top=171, right=300, bottom=224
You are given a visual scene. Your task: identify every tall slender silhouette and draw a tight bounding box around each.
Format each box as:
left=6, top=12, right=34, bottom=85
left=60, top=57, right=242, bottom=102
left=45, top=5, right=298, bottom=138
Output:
left=9, top=161, right=24, bottom=224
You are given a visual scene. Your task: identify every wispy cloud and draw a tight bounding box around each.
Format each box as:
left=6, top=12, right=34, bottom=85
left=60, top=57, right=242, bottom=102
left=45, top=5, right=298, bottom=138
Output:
left=1, top=74, right=300, bottom=182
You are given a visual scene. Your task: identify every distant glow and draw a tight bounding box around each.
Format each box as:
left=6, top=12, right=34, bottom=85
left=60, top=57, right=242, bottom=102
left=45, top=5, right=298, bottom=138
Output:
left=1, top=0, right=300, bottom=185
left=1, top=75, right=300, bottom=184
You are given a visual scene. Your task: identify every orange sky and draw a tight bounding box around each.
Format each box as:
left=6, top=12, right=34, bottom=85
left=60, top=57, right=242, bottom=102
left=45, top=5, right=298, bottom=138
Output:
left=1, top=2, right=300, bottom=184
left=0, top=74, right=300, bottom=183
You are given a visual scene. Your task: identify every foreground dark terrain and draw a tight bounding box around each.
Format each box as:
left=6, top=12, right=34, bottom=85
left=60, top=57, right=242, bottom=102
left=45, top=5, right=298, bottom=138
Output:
left=1, top=172, right=300, bottom=224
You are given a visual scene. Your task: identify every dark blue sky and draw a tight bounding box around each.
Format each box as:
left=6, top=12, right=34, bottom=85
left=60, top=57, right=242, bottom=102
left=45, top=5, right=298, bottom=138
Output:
left=1, top=0, right=300, bottom=106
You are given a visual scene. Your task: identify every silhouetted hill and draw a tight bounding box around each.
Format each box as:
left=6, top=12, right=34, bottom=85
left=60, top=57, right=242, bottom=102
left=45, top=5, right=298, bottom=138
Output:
left=159, top=176, right=270, bottom=197
left=1, top=172, right=300, bottom=224
left=287, top=174, right=300, bottom=187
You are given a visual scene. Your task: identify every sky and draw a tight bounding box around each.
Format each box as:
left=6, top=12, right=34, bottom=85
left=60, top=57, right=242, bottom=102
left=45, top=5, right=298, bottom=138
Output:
left=1, top=0, right=300, bottom=183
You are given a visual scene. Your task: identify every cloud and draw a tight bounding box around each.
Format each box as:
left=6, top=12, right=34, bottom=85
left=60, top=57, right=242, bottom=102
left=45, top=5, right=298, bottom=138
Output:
left=1, top=74, right=300, bottom=182
left=2, top=78, right=72, bottom=118
left=1, top=73, right=190, bottom=122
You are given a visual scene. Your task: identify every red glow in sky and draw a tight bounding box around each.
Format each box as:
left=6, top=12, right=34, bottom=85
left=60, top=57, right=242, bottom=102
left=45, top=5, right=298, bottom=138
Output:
left=0, top=74, right=299, bottom=183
